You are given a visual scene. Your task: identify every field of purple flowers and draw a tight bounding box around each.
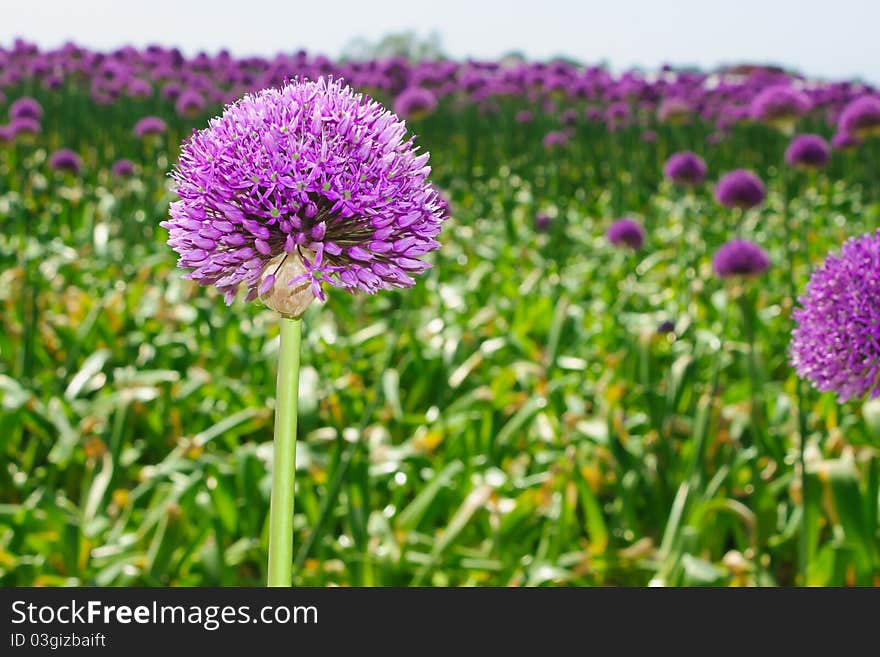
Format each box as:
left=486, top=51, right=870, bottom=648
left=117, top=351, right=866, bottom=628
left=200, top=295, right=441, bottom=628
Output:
left=1, top=39, right=879, bottom=586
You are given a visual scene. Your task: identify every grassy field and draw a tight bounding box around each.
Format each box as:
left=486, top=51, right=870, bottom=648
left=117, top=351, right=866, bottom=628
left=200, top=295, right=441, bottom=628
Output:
left=1, top=56, right=879, bottom=587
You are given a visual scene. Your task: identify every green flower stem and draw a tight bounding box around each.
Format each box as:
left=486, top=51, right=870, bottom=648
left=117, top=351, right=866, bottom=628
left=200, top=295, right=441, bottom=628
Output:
left=267, top=315, right=302, bottom=587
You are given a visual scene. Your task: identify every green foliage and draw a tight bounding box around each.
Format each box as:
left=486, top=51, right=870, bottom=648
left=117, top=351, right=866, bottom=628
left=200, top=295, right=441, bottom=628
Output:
left=0, top=82, right=878, bottom=586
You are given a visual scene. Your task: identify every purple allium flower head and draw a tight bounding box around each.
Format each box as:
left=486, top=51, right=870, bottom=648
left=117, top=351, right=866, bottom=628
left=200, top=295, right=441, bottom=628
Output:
left=838, top=95, right=880, bottom=138
left=133, top=115, right=168, bottom=138
left=749, top=84, right=811, bottom=127
left=657, top=319, right=676, bottom=334
left=127, top=78, right=153, bottom=99
left=657, top=96, right=692, bottom=124
left=534, top=212, right=551, bottom=232
left=111, top=158, right=136, bottom=177
left=163, top=78, right=445, bottom=313
left=714, top=169, right=766, bottom=210
left=392, top=86, right=437, bottom=120
left=175, top=89, right=206, bottom=117
left=10, top=116, right=41, bottom=139
left=640, top=129, right=658, bottom=143
left=784, top=133, right=830, bottom=169
left=663, top=151, right=707, bottom=186
left=711, top=239, right=770, bottom=278
left=542, top=130, right=569, bottom=150
left=48, top=149, right=82, bottom=175
left=831, top=130, right=861, bottom=151
left=561, top=108, right=579, bottom=126
left=791, top=230, right=880, bottom=401
left=9, top=96, right=43, bottom=121
left=607, top=218, right=645, bottom=250
left=515, top=110, right=533, bottom=124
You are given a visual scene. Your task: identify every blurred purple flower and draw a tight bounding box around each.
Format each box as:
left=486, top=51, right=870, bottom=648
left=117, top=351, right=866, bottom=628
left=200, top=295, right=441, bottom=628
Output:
left=542, top=130, right=569, bottom=149
left=392, top=86, right=438, bottom=120
left=175, top=89, right=206, bottom=117
left=48, top=148, right=82, bottom=175
left=607, top=218, right=645, bottom=250
left=664, top=151, right=707, bottom=186
left=749, top=84, right=811, bottom=127
left=515, top=110, right=533, bottom=124
left=134, top=115, right=168, bottom=138
left=9, top=96, right=43, bottom=121
left=715, top=169, right=766, bottom=210
left=831, top=130, right=861, bottom=151
left=712, top=240, right=770, bottom=278
left=838, top=95, right=880, bottom=138
left=534, top=212, right=551, bottom=232
left=784, top=133, right=830, bottom=169
left=10, top=116, right=41, bottom=139
left=111, top=158, right=136, bottom=177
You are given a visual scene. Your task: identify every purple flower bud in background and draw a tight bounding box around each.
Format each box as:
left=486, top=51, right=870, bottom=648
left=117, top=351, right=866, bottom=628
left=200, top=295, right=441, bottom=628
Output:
left=175, top=89, right=206, bottom=117
left=162, top=82, right=182, bottom=101
left=515, top=110, right=533, bottom=124
left=831, top=130, right=861, bottom=151
left=560, top=108, right=579, bottom=126
left=715, top=169, right=766, bottom=210
left=542, top=130, right=569, bottom=150
left=9, top=96, right=43, bottom=121
left=126, top=78, right=153, bottom=99
left=10, top=116, right=41, bottom=139
left=663, top=151, right=708, bottom=186
left=657, top=96, right=692, bottom=124
left=48, top=148, right=83, bottom=175
left=607, top=218, right=645, bottom=250
left=111, top=158, right=136, bottom=177
left=838, top=95, right=880, bottom=138
left=791, top=230, right=880, bottom=401
left=393, top=86, right=438, bottom=120
left=162, top=78, right=446, bottom=311
left=749, top=84, right=811, bottom=128
left=134, top=115, right=168, bottom=138
left=534, top=212, right=551, bottom=232
left=640, top=129, right=658, bottom=143
left=712, top=239, right=770, bottom=278
left=784, top=133, right=831, bottom=169
left=657, top=319, right=676, bottom=334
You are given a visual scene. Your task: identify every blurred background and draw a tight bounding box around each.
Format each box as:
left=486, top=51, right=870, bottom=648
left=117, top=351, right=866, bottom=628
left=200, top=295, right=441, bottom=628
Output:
left=1, top=1, right=878, bottom=587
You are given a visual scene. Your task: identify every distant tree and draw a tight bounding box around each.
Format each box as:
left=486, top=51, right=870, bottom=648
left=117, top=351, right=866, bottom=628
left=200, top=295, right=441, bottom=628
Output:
left=342, top=31, right=447, bottom=61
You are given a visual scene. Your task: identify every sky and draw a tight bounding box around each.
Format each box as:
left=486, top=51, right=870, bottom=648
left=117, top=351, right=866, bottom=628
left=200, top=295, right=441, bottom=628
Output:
left=4, top=0, right=879, bottom=83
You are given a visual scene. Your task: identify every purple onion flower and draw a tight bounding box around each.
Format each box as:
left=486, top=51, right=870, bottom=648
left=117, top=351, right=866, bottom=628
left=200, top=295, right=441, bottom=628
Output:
left=48, top=149, right=82, bottom=175
left=715, top=169, right=766, bottom=210
left=10, top=117, right=41, bottom=139
left=784, top=133, right=830, bottom=170
left=515, top=110, right=533, bottom=124
left=163, top=78, right=445, bottom=314
left=712, top=240, right=770, bottom=278
left=838, top=96, right=880, bottom=139
left=542, top=130, right=569, bottom=150
left=9, top=96, right=43, bottom=121
left=607, top=218, right=645, bottom=250
left=175, top=89, right=206, bottom=117
left=657, top=97, right=692, bottom=124
left=534, top=212, right=551, bottom=232
left=831, top=130, right=861, bottom=151
left=664, top=151, right=707, bottom=186
left=393, top=87, right=437, bottom=120
left=791, top=230, right=880, bottom=401
left=134, top=115, right=168, bottom=138
left=749, top=84, right=811, bottom=128
left=111, top=159, right=136, bottom=177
